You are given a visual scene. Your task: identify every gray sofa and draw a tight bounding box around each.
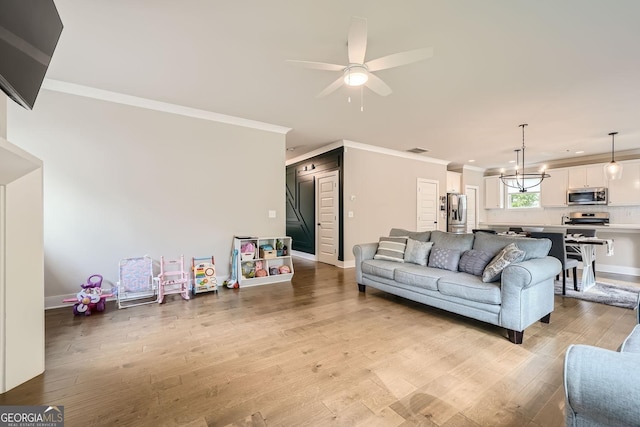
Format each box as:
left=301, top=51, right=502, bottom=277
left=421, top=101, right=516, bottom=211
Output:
left=564, top=323, right=640, bottom=426
left=353, top=229, right=562, bottom=344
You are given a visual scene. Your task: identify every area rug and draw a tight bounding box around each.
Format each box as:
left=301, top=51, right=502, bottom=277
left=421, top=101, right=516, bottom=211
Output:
left=554, top=280, right=640, bottom=309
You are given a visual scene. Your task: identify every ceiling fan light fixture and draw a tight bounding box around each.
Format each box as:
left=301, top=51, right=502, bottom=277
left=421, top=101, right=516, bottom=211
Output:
left=344, top=65, right=368, bottom=86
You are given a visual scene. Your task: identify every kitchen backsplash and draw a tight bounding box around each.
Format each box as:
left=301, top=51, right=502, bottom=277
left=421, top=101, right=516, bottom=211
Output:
left=484, top=204, right=640, bottom=225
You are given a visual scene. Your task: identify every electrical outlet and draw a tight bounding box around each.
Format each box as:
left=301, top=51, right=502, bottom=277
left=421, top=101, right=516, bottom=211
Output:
left=268, top=210, right=276, bottom=218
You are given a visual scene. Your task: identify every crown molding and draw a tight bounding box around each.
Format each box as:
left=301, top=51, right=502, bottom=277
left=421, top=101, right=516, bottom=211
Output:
left=286, top=139, right=450, bottom=166
left=42, top=79, right=292, bottom=135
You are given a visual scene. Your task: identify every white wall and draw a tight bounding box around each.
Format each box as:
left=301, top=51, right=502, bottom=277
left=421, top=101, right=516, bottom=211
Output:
left=8, top=90, right=287, bottom=306
left=343, top=146, right=447, bottom=262
left=460, top=166, right=485, bottom=223
left=4, top=168, right=44, bottom=391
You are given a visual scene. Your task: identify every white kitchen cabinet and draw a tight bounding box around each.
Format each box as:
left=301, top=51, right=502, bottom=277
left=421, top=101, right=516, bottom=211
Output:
left=568, top=164, right=606, bottom=188
left=608, top=160, right=640, bottom=206
left=541, top=168, right=569, bottom=207
left=446, top=171, right=461, bottom=193
left=484, top=176, right=504, bottom=209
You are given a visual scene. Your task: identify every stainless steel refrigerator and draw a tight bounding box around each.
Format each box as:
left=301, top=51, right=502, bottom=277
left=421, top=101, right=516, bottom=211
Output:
left=446, top=193, right=467, bottom=234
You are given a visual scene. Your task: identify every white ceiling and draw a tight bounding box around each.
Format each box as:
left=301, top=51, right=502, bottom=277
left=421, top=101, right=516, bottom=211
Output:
left=45, top=0, right=640, bottom=170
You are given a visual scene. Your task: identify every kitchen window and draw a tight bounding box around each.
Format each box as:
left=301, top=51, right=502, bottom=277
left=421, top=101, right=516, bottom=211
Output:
left=507, top=180, right=541, bottom=209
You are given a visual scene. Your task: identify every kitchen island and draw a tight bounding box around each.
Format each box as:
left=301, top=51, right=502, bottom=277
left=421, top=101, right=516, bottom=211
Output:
left=479, top=222, right=640, bottom=276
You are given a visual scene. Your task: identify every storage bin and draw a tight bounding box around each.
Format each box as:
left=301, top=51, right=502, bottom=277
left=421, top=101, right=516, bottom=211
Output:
left=260, top=248, right=277, bottom=259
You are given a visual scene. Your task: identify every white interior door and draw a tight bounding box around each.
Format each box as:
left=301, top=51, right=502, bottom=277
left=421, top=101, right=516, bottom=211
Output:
left=316, top=171, right=339, bottom=265
left=417, top=178, right=439, bottom=231
left=465, top=185, right=479, bottom=232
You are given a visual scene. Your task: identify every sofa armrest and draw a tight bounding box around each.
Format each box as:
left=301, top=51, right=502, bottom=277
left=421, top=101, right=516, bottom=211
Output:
left=499, top=257, right=561, bottom=331
left=501, top=256, right=561, bottom=290
left=565, top=344, right=640, bottom=426
left=353, top=243, right=378, bottom=284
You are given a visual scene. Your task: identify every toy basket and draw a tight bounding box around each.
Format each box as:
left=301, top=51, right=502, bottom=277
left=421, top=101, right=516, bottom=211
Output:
left=240, top=242, right=256, bottom=261
left=241, top=252, right=255, bottom=261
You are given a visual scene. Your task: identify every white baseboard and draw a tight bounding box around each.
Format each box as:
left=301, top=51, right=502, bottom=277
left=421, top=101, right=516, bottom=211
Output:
left=595, top=264, right=640, bottom=277
left=290, top=250, right=355, bottom=269
left=45, top=293, right=118, bottom=310
left=338, top=260, right=355, bottom=268
left=291, top=250, right=316, bottom=261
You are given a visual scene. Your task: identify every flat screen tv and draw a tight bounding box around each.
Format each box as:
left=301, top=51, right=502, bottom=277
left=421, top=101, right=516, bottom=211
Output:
left=0, top=0, right=63, bottom=110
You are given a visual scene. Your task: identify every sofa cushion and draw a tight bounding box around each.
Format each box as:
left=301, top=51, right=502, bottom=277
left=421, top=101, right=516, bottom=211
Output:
left=620, top=324, right=640, bottom=353
left=438, top=273, right=502, bottom=305
left=361, top=259, right=400, bottom=280
left=428, top=247, right=462, bottom=271
left=404, top=239, right=434, bottom=266
left=374, top=236, right=407, bottom=263
left=389, top=228, right=431, bottom=242
left=472, top=231, right=551, bottom=261
left=458, top=249, right=494, bottom=276
left=394, top=264, right=448, bottom=291
left=430, top=230, right=474, bottom=251
left=482, top=243, right=525, bottom=283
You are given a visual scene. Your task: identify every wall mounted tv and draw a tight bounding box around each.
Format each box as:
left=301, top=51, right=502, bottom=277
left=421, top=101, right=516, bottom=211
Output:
left=0, top=1, right=63, bottom=110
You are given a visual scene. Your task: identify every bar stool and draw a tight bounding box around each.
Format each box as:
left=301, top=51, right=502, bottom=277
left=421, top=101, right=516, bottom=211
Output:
left=531, top=231, right=579, bottom=295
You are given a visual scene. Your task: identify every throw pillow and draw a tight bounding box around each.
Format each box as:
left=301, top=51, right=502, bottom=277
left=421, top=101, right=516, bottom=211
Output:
left=404, top=239, right=434, bottom=266
left=428, top=247, right=462, bottom=271
left=458, top=249, right=494, bottom=276
left=373, top=236, right=407, bottom=263
left=482, top=243, right=526, bottom=283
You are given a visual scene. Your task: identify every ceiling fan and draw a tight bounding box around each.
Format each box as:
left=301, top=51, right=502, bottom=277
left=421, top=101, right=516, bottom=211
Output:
left=286, top=16, right=433, bottom=98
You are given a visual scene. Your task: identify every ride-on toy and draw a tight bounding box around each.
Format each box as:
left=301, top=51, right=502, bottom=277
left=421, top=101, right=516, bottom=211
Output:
left=63, top=274, right=112, bottom=315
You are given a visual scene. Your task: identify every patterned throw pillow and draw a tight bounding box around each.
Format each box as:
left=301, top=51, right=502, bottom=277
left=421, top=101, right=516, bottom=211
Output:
left=428, top=247, right=462, bottom=271
left=374, top=237, right=407, bottom=263
left=458, top=249, right=494, bottom=276
left=404, top=239, right=434, bottom=266
left=482, top=243, right=526, bottom=283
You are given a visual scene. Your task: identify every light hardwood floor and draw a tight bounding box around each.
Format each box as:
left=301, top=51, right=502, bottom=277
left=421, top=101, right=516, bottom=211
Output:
left=1, top=258, right=637, bottom=426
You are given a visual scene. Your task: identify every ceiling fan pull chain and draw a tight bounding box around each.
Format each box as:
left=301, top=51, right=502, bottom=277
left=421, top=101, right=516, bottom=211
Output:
left=360, top=86, right=364, bottom=112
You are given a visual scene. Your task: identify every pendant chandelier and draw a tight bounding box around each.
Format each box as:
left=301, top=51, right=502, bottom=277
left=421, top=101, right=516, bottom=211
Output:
left=604, top=131, right=623, bottom=180
left=500, top=124, right=550, bottom=193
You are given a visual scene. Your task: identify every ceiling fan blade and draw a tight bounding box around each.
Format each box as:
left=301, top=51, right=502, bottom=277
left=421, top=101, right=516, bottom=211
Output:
left=316, top=75, right=345, bottom=98
left=285, top=60, right=345, bottom=71
left=348, top=16, right=367, bottom=64
left=365, top=73, right=392, bottom=96
left=365, top=47, right=434, bottom=72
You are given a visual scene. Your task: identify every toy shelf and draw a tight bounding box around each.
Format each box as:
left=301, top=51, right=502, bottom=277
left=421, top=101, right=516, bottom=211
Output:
left=234, top=236, right=294, bottom=287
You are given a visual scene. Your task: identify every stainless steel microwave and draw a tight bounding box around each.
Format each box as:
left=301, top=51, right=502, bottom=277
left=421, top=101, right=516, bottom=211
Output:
left=567, top=187, right=608, bottom=205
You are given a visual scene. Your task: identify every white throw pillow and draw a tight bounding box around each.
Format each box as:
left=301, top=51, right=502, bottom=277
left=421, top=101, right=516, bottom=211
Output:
left=404, top=239, right=434, bottom=266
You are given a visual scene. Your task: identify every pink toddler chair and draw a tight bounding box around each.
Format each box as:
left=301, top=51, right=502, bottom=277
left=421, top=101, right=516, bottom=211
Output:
left=157, top=255, right=190, bottom=303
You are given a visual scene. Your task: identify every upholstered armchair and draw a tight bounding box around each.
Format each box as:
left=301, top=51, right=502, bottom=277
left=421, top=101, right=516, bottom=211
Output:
left=564, top=301, right=640, bottom=426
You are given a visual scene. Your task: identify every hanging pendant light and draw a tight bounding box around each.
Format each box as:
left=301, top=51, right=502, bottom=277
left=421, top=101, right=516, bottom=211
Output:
left=500, top=124, right=550, bottom=192
left=604, top=131, right=623, bottom=180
